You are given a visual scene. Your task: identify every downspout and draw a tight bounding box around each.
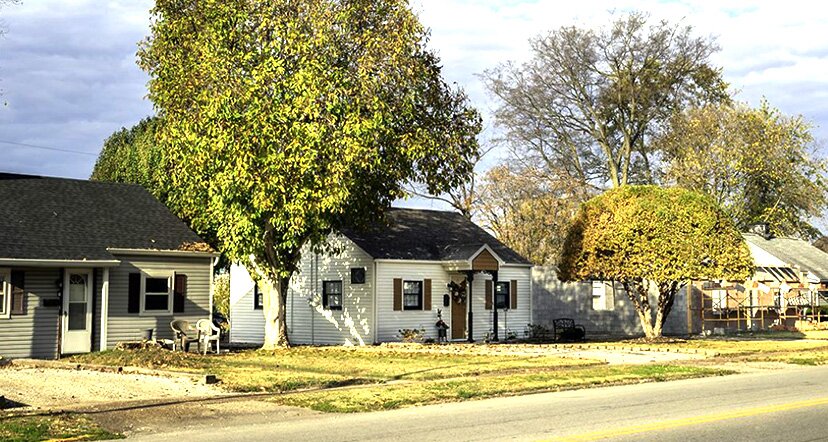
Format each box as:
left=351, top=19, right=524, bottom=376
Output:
left=311, top=252, right=318, bottom=345
left=90, top=268, right=98, bottom=351
left=209, top=256, right=219, bottom=322
left=492, top=271, right=499, bottom=342
left=56, top=268, right=64, bottom=359
left=100, top=268, right=110, bottom=351
left=372, top=259, right=378, bottom=344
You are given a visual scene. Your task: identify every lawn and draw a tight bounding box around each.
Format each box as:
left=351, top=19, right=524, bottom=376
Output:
left=0, top=413, right=121, bottom=442
left=70, top=338, right=828, bottom=413
left=273, top=364, right=729, bottom=412
left=71, top=345, right=602, bottom=392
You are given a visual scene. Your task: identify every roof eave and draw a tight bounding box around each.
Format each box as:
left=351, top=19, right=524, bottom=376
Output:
left=107, top=248, right=219, bottom=258
left=0, top=258, right=121, bottom=268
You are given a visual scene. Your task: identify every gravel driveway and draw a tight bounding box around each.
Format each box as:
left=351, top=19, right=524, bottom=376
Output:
left=0, top=366, right=223, bottom=410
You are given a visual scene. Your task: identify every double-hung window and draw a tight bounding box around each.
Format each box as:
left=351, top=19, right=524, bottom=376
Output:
left=403, top=281, right=423, bottom=310
left=324, top=280, right=343, bottom=310
left=494, top=281, right=510, bottom=309
left=0, top=268, right=9, bottom=317
left=142, top=272, right=173, bottom=314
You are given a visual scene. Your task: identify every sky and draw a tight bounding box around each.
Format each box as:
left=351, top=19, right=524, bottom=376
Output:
left=1, top=0, right=827, bottom=190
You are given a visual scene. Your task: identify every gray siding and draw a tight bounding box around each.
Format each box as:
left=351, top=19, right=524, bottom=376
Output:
left=0, top=267, right=62, bottom=359
left=531, top=266, right=689, bottom=337
left=105, top=254, right=212, bottom=348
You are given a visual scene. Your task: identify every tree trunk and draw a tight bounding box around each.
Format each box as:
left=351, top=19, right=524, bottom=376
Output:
left=623, top=279, right=683, bottom=339
left=260, top=273, right=291, bottom=350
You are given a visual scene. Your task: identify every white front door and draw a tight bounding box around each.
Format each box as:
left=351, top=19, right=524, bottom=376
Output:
left=62, top=270, right=92, bottom=354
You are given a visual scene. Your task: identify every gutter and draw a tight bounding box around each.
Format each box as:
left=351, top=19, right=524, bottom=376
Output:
left=107, top=248, right=219, bottom=258
left=0, top=258, right=120, bottom=268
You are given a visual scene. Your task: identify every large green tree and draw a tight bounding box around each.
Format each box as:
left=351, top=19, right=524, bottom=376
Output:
left=482, top=12, right=728, bottom=191
left=90, top=117, right=166, bottom=200
left=559, top=186, right=753, bottom=338
left=139, top=0, right=481, bottom=348
left=658, top=101, right=827, bottom=240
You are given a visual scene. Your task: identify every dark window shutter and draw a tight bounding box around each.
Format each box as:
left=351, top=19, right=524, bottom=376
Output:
left=253, top=284, right=263, bottom=310
left=510, top=280, right=518, bottom=309
left=485, top=280, right=493, bottom=310
left=423, top=279, right=432, bottom=311
left=128, top=273, right=141, bottom=314
left=393, top=278, right=402, bottom=311
left=10, top=270, right=25, bottom=315
left=173, top=274, right=187, bottom=313
left=322, top=282, right=329, bottom=308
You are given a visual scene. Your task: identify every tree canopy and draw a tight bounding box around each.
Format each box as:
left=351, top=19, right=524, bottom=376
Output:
left=658, top=101, right=827, bottom=240
left=482, top=12, right=728, bottom=191
left=558, top=185, right=753, bottom=337
left=478, top=165, right=585, bottom=265
left=138, top=0, right=481, bottom=348
left=90, top=117, right=166, bottom=200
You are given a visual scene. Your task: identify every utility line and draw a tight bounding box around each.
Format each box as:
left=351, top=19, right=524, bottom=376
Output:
left=0, top=139, right=97, bottom=156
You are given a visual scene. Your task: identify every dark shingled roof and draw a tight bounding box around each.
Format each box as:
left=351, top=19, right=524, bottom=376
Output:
left=0, top=173, right=206, bottom=261
left=340, top=208, right=531, bottom=264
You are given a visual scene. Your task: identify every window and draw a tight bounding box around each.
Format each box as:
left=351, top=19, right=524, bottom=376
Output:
left=351, top=267, right=366, bottom=284
left=592, top=281, right=615, bottom=311
left=253, top=284, right=263, bottom=310
left=0, top=268, right=9, bottom=317
left=141, top=272, right=173, bottom=314
left=403, top=281, right=423, bottom=310
left=495, top=281, right=510, bottom=309
left=323, top=280, right=343, bottom=310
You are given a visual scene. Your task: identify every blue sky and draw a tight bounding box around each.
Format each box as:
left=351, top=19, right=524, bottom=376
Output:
left=1, top=0, right=827, bottom=189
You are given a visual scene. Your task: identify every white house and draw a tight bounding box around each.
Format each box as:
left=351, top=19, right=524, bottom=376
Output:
left=229, top=208, right=533, bottom=345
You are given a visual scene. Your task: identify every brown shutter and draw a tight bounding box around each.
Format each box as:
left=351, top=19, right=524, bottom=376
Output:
left=485, top=280, right=493, bottom=310
left=393, top=278, right=402, bottom=311
left=128, top=273, right=141, bottom=313
left=510, top=280, right=518, bottom=309
left=423, top=279, right=432, bottom=311
left=10, top=270, right=25, bottom=315
left=173, top=274, right=187, bottom=313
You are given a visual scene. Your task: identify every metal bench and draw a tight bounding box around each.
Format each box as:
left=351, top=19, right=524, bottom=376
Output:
left=552, top=318, right=586, bottom=342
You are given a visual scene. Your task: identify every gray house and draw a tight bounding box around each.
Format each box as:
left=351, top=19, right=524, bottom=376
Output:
left=0, top=173, right=216, bottom=359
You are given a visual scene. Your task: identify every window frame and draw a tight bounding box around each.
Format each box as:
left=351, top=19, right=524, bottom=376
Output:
left=139, top=271, right=174, bottom=316
left=253, top=284, right=263, bottom=310
left=323, top=280, right=343, bottom=311
left=0, top=267, right=9, bottom=319
left=591, top=280, right=615, bottom=311
left=350, top=267, right=366, bottom=284
left=402, top=280, right=423, bottom=311
left=494, top=281, right=510, bottom=310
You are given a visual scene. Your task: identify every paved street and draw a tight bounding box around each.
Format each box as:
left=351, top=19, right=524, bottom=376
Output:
left=122, top=365, right=828, bottom=441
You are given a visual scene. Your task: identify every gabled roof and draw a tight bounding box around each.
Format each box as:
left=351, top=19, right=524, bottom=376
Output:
left=340, top=208, right=531, bottom=265
left=743, top=233, right=828, bottom=281
left=0, top=173, right=207, bottom=261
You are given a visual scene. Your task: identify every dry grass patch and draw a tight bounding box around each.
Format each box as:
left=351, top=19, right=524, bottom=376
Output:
left=273, top=364, right=732, bottom=412
left=71, top=346, right=601, bottom=392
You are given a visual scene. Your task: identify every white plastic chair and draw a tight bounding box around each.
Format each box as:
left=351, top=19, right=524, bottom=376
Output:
left=196, top=319, right=221, bottom=355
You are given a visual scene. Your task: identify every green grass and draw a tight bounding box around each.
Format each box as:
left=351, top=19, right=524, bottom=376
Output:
left=272, top=365, right=731, bottom=412
left=70, top=346, right=600, bottom=392
left=0, top=414, right=121, bottom=442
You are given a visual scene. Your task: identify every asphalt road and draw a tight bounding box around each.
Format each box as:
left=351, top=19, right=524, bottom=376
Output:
left=124, top=365, right=828, bottom=441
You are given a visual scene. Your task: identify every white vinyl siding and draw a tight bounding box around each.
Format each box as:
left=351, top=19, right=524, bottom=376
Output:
left=229, top=264, right=265, bottom=344
left=376, top=262, right=448, bottom=342
left=485, top=266, right=532, bottom=340
left=288, top=235, right=375, bottom=345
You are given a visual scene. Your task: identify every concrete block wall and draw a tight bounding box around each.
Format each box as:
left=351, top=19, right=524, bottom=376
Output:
left=531, top=266, right=690, bottom=337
